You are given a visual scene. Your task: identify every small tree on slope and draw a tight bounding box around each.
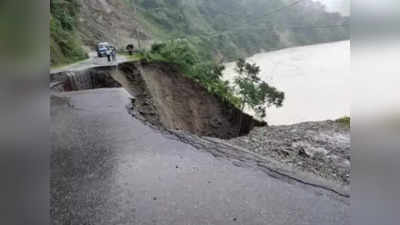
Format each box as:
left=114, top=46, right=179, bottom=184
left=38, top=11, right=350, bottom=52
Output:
left=234, top=58, right=285, bottom=118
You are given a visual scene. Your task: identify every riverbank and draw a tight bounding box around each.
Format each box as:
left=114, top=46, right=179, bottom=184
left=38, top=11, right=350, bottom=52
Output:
left=229, top=120, right=350, bottom=186
left=223, top=40, right=351, bottom=125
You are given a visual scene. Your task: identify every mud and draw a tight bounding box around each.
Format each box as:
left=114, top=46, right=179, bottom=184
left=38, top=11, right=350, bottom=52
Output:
left=126, top=62, right=266, bottom=138
left=50, top=61, right=265, bottom=139
left=229, top=121, right=351, bottom=185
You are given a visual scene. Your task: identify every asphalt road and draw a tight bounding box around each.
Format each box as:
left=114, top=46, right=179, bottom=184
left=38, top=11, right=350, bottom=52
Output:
left=50, top=52, right=129, bottom=74
left=51, top=88, right=349, bottom=225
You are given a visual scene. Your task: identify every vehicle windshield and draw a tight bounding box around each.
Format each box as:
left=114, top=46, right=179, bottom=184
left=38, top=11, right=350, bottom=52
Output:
left=98, top=43, right=110, bottom=49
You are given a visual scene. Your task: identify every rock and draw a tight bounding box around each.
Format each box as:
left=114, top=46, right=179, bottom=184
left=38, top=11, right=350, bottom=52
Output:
left=306, top=147, right=329, bottom=159
left=227, top=120, right=350, bottom=185
left=292, top=141, right=328, bottom=158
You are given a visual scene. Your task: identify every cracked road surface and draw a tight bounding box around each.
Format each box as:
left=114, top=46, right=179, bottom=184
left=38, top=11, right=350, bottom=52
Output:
left=51, top=88, right=349, bottom=225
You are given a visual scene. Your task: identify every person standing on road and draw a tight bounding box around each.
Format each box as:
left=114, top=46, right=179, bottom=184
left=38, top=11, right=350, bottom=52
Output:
left=106, top=47, right=112, bottom=62
left=126, top=44, right=134, bottom=55
left=111, top=47, right=117, bottom=61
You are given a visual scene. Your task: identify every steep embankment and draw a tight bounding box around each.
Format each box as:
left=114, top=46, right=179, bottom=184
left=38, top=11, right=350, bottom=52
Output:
left=50, top=61, right=265, bottom=139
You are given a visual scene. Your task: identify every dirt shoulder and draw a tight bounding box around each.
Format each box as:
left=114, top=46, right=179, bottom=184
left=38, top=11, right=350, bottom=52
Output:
left=228, top=120, right=351, bottom=186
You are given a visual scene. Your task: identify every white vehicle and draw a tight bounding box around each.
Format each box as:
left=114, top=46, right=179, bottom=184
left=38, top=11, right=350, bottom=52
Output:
left=96, top=42, right=112, bottom=57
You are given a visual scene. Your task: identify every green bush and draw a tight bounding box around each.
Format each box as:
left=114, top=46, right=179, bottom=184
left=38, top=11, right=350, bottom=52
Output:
left=50, top=0, right=87, bottom=66
left=141, top=40, right=242, bottom=108
left=336, top=116, right=350, bottom=127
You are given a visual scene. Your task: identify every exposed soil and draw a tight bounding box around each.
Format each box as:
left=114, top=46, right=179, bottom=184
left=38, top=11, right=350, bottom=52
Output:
left=229, top=120, right=351, bottom=185
left=125, top=62, right=266, bottom=138
left=50, top=61, right=265, bottom=139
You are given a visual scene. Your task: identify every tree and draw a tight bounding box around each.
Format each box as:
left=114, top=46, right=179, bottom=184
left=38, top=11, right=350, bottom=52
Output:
left=234, top=58, right=284, bottom=118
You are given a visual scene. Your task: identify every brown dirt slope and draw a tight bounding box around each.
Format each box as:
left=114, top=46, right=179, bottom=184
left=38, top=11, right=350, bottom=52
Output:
left=120, top=62, right=266, bottom=139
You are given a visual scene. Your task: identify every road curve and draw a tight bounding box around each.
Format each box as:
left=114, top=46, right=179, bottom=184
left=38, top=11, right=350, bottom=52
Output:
left=51, top=88, right=349, bottom=225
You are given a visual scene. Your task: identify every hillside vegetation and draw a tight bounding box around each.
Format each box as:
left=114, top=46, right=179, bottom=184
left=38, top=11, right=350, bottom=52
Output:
left=50, top=0, right=88, bottom=66
left=130, top=0, right=349, bottom=61
left=50, top=0, right=349, bottom=65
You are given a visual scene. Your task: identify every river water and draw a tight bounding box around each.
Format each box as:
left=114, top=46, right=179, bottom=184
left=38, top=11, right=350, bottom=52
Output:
left=223, top=41, right=350, bottom=125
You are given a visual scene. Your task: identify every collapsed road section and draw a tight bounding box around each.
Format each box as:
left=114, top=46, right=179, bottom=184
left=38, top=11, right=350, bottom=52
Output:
left=50, top=61, right=266, bottom=139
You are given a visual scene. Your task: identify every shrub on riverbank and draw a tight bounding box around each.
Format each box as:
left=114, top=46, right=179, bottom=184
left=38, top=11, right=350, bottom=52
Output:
left=336, top=116, right=350, bottom=127
left=139, top=40, right=242, bottom=108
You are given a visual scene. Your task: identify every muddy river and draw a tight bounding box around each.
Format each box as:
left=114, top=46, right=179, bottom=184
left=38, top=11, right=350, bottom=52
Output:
left=224, top=41, right=350, bottom=125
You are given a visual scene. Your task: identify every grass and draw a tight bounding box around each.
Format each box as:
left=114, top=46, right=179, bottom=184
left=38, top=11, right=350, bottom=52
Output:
left=50, top=57, right=89, bottom=71
left=121, top=52, right=145, bottom=62
left=335, top=116, right=350, bottom=127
